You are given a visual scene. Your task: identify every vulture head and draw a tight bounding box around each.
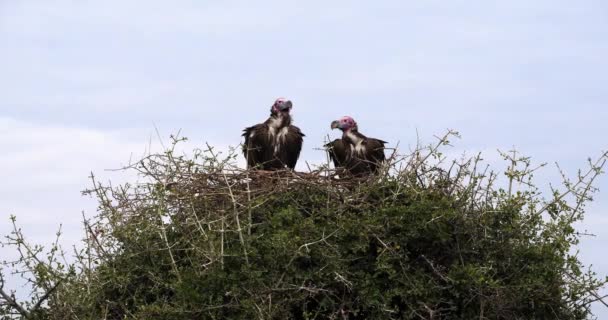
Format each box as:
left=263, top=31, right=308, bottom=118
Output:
left=331, top=116, right=358, bottom=132
left=271, top=98, right=293, bottom=115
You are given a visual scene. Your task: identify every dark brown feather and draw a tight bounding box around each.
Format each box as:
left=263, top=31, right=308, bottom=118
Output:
left=325, top=139, right=349, bottom=169
left=281, top=126, right=305, bottom=169
left=242, top=115, right=304, bottom=170
left=242, top=125, right=272, bottom=169
left=361, top=138, right=387, bottom=173
left=326, top=132, right=387, bottom=176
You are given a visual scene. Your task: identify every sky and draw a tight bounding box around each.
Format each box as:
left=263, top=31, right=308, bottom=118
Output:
left=1, top=0, right=607, bottom=316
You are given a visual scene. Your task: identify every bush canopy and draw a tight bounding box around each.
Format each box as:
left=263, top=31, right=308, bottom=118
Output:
left=1, top=131, right=607, bottom=319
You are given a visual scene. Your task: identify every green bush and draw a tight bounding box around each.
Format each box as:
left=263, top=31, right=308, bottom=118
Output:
left=1, top=132, right=607, bottom=319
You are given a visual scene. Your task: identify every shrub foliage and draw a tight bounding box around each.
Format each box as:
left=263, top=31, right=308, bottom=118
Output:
left=1, top=131, right=607, bottom=319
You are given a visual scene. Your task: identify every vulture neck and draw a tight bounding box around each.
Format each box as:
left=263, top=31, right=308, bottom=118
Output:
left=343, top=129, right=365, bottom=145
left=267, top=112, right=292, bottom=129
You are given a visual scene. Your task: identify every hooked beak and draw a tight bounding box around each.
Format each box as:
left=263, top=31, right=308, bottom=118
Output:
left=277, top=100, right=292, bottom=111
left=330, top=120, right=340, bottom=130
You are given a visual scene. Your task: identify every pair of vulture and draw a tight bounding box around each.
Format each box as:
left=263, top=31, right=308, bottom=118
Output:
left=242, top=98, right=387, bottom=176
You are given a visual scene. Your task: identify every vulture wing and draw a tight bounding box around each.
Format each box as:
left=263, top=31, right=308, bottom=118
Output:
left=325, top=139, right=350, bottom=169
left=242, top=124, right=271, bottom=169
left=362, top=138, right=387, bottom=173
left=280, top=126, right=305, bottom=169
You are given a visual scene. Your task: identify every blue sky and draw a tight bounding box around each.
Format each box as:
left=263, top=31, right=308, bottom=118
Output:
left=1, top=0, right=607, bottom=316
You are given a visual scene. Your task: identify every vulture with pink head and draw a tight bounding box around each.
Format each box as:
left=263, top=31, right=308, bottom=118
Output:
left=325, top=116, right=387, bottom=175
left=242, top=98, right=305, bottom=170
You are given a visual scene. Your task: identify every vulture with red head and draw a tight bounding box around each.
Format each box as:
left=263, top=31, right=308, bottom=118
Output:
left=325, top=116, right=387, bottom=176
left=242, top=98, right=305, bottom=170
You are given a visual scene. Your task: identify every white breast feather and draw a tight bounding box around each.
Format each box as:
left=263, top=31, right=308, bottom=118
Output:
left=269, top=126, right=289, bottom=155
left=355, top=142, right=365, bottom=154
left=278, top=127, right=289, bottom=142
left=269, top=117, right=281, bottom=128
left=346, top=132, right=361, bottom=143
left=346, top=132, right=365, bottom=155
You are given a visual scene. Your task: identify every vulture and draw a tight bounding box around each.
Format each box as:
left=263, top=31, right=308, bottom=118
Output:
left=325, top=116, right=387, bottom=176
left=242, top=98, right=305, bottom=170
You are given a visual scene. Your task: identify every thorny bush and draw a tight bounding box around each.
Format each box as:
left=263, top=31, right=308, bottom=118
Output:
left=1, top=131, right=607, bottom=319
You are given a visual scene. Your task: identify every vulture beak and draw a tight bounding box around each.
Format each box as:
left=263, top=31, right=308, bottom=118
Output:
left=330, top=120, right=340, bottom=130
left=278, top=100, right=292, bottom=111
